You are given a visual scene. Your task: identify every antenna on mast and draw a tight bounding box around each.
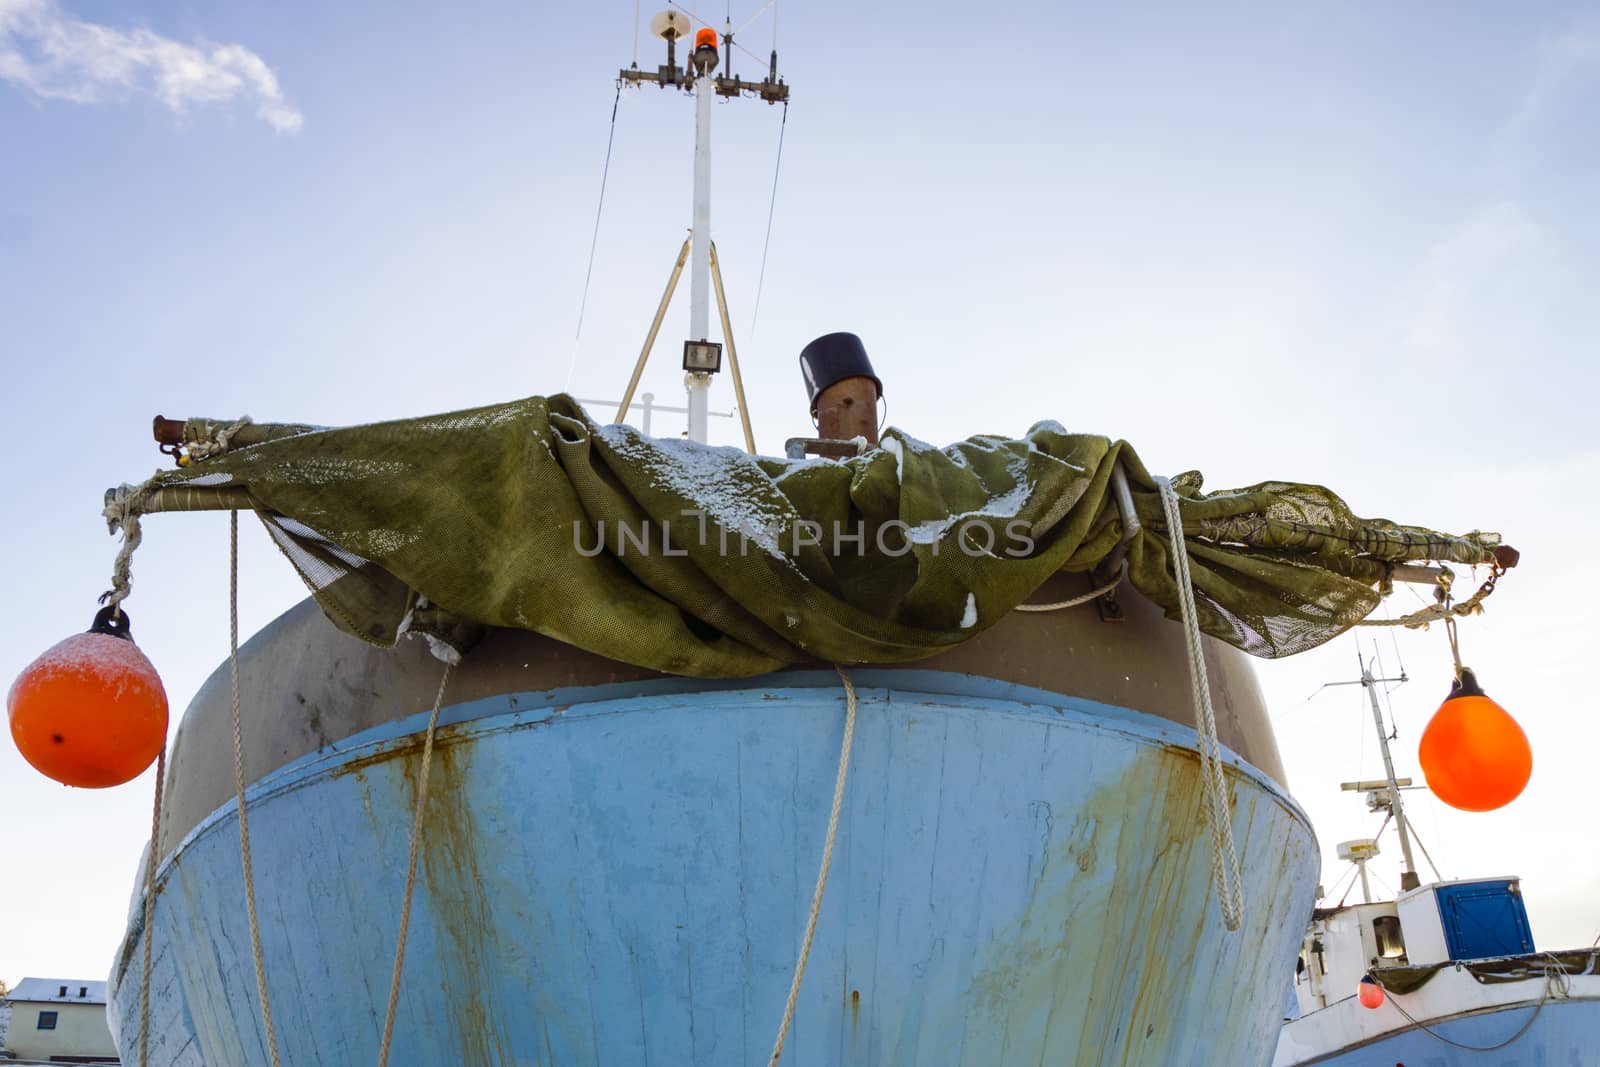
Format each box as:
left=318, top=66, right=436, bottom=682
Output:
left=606, top=9, right=789, bottom=449
left=1319, top=648, right=1423, bottom=892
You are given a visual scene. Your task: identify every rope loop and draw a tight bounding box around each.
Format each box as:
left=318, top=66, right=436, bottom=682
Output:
left=230, top=511, right=284, bottom=1067
left=1359, top=563, right=1506, bottom=632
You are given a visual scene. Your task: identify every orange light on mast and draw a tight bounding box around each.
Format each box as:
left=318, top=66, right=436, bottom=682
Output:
left=695, top=27, right=718, bottom=51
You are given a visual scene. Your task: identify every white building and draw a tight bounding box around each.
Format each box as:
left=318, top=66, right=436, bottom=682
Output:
left=0, top=977, right=119, bottom=1064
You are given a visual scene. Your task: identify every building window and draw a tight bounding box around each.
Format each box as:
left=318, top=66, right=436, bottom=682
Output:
left=58, top=985, right=68, bottom=997
left=38, top=1010, right=59, bottom=1030
left=78, top=986, right=88, bottom=997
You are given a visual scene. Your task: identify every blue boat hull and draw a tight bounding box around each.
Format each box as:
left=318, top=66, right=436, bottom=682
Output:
left=110, top=671, right=1317, bottom=1066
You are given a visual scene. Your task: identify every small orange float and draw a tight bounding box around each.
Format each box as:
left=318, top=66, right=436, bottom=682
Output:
left=1358, top=975, right=1385, bottom=1009
left=8, top=607, right=168, bottom=788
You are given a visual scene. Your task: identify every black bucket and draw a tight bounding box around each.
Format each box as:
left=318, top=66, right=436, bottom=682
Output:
left=798, top=332, right=882, bottom=415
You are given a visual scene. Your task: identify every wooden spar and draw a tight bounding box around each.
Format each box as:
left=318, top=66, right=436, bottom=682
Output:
left=152, top=416, right=323, bottom=452
left=707, top=241, right=756, bottom=455
left=109, top=485, right=254, bottom=515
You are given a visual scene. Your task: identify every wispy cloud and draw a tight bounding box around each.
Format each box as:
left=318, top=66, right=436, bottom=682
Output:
left=0, top=0, right=301, bottom=132
left=1400, top=200, right=1556, bottom=372
left=1508, top=23, right=1600, bottom=139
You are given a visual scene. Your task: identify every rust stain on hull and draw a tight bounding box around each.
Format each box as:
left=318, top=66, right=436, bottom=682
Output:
left=967, top=743, right=1304, bottom=1066
left=394, top=728, right=513, bottom=1065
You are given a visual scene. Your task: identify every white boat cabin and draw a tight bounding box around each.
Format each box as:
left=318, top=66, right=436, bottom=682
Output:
left=1292, top=876, right=1534, bottom=1015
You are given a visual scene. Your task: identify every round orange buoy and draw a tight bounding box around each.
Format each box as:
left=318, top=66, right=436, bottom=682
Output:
left=1417, top=668, right=1531, bottom=812
left=1358, top=975, right=1385, bottom=1009
left=8, top=608, right=167, bottom=788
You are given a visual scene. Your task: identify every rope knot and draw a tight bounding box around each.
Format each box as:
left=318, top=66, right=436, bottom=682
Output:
left=185, top=415, right=253, bottom=462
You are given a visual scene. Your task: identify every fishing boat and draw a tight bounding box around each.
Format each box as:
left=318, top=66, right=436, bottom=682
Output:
left=1274, top=656, right=1600, bottom=1065
left=3, top=13, right=1525, bottom=1067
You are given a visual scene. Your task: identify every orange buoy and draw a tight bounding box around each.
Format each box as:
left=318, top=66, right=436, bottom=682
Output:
left=1417, top=668, right=1531, bottom=812
left=8, top=607, right=168, bottom=788
left=1358, top=975, right=1385, bottom=1009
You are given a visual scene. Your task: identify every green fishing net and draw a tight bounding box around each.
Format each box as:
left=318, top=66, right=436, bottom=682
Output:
left=125, top=395, right=1504, bottom=677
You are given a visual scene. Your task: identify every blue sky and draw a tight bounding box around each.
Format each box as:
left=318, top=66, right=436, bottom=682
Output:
left=3, top=0, right=1599, bottom=988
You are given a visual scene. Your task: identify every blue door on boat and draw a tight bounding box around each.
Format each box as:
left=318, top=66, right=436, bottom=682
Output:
left=1437, top=881, right=1535, bottom=960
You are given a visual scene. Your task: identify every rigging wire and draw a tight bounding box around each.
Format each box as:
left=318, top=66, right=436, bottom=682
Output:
left=1373, top=640, right=1399, bottom=738
left=734, top=0, right=776, bottom=36
left=1326, top=862, right=1361, bottom=908
left=1388, top=620, right=1407, bottom=680
left=747, top=100, right=788, bottom=341
left=671, top=0, right=765, bottom=64
left=566, top=83, right=624, bottom=389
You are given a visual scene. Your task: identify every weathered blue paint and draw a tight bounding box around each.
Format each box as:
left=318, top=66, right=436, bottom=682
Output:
left=110, top=673, right=1319, bottom=1066
left=1296, top=998, right=1600, bottom=1065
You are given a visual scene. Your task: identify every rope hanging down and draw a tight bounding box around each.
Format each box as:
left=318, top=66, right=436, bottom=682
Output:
left=104, top=416, right=251, bottom=611
left=138, top=745, right=167, bottom=1067
left=225, top=502, right=455, bottom=1067
left=768, top=666, right=858, bottom=1066
left=230, top=512, right=284, bottom=1067
left=378, top=661, right=456, bottom=1067
left=1157, top=476, right=1245, bottom=932
left=101, top=475, right=159, bottom=614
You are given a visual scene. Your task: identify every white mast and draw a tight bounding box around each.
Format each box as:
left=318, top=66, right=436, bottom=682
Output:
left=612, top=10, right=787, bottom=446
left=1360, top=653, right=1421, bottom=891
left=685, top=44, right=716, bottom=442
left=1324, top=648, right=1422, bottom=893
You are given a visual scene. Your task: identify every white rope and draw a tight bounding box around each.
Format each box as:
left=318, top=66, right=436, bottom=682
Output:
left=1157, top=476, right=1245, bottom=931
left=377, top=661, right=455, bottom=1067
left=767, top=666, right=859, bottom=1066
left=138, top=744, right=167, bottom=1066
left=185, top=416, right=252, bottom=462
left=230, top=511, right=283, bottom=1067
left=225, top=503, right=453, bottom=1067
left=101, top=475, right=161, bottom=613
left=1013, top=563, right=1126, bottom=612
